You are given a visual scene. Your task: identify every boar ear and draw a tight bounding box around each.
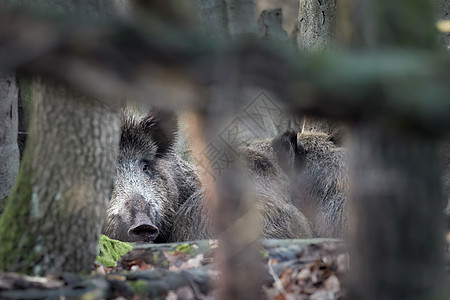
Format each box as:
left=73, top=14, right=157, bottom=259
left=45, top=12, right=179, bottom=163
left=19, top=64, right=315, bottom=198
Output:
left=272, top=130, right=305, bottom=176
left=327, top=127, right=347, bottom=147
left=141, top=108, right=178, bottom=157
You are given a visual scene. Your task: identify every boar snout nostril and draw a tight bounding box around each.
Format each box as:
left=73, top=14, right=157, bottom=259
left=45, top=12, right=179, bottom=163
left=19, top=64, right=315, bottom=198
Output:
left=128, top=224, right=160, bottom=242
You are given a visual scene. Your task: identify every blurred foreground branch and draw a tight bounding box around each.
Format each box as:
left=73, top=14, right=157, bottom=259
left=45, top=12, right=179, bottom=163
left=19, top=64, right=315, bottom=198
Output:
left=0, top=8, right=449, bottom=132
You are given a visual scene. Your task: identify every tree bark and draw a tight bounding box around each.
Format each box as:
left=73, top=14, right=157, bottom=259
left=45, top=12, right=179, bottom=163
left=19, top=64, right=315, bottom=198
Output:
left=297, top=0, right=337, bottom=51
left=0, top=0, right=125, bottom=276
left=0, top=78, right=120, bottom=275
left=0, top=73, right=19, bottom=212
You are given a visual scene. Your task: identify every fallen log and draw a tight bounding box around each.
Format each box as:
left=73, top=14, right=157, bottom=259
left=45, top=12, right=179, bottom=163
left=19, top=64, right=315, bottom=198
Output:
left=0, top=239, right=347, bottom=299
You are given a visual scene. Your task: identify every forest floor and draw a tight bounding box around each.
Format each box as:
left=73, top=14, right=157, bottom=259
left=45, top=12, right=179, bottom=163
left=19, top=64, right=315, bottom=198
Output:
left=3, top=236, right=450, bottom=299
left=0, top=239, right=348, bottom=300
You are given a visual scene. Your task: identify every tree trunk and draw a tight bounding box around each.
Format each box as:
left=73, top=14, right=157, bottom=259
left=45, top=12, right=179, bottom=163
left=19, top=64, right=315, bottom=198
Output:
left=297, top=0, right=337, bottom=51
left=0, top=78, right=120, bottom=275
left=0, top=0, right=125, bottom=276
left=0, top=73, right=19, bottom=212
left=349, top=125, right=445, bottom=300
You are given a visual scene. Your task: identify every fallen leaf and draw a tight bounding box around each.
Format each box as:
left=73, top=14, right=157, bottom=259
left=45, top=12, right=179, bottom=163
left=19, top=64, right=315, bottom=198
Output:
left=324, top=275, right=340, bottom=294
left=178, top=254, right=204, bottom=270
left=297, top=268, right=311, bottom=282
left=166, top=291, right=178, bottom=300
left=107, top=274, right=126, bottom=281
left=279, top=268, right=293, bottom=289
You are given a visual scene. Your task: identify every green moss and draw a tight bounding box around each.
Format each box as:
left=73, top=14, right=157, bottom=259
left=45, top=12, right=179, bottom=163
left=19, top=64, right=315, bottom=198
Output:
left=0, top=150, right=35, bottom=273
left=153, top=252, right=159, bottom=262
left=162, top=260, right=170, bottom=268
left=128, top=279, right=149, bottom=295
left=0, top=198, right=6, bottom=215
left=96, top=235, right=133, bottom=267
left=171, top=243, right=194, bottom=256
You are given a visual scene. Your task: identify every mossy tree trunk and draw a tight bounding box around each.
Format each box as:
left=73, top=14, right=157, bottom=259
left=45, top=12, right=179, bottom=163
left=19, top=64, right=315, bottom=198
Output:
left=0, top=0, right=124, bottom=275
left=0, top=78, right=120, bottom=275
left=0, top=73, right=19, bottom=211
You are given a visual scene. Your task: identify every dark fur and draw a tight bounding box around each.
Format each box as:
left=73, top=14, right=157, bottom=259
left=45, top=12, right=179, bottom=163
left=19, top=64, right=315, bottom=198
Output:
left=103, top=108, right=201, bottom=242
left=272, top=130, right=349, bottom=238
left=171, top=136, right=313, bottom=241
left=105, top=110, right=322, bottom=243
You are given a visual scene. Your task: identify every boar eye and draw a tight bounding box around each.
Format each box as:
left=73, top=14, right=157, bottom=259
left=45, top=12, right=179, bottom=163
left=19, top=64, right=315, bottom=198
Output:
left=141, top=160, right=154, bottom=178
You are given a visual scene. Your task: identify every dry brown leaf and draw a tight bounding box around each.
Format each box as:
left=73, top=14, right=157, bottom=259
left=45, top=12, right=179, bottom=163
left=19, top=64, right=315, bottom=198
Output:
left=269, top=258, right=280, bottom=265
left=177, top=254, right=204, bottom=270
left=274, top=293, right=286, bottom=300
left=279, top=268, right=293, bottom=289
left=107, top=274, right=126, bottom=281
left=139, top=263, right=151, bottom=271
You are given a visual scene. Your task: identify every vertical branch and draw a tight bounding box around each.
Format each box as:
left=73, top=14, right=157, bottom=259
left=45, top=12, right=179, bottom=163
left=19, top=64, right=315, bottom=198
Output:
left=191, top=1, right=262, bottom=298
left=349, top=125, right=445, bottom=299
left=215, top=166, right=263, bottom=300
left=348, top=0, right=445, bottom=299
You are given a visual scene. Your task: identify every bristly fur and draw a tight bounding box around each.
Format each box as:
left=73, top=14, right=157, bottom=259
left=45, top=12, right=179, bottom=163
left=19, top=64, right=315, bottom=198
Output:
left=103, top=108, right=202, bottom=243
left=171, top=135, right=314, bottom=241
left=119, top=108, right=178, bottom=160
left=274, top=131, right=349, bottom=238
left=140, top=108, right=178, bottom=158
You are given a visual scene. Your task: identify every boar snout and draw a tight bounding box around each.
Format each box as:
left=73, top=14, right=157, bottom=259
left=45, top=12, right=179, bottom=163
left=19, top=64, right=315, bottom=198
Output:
left=128, top=223, right=160, bottom=242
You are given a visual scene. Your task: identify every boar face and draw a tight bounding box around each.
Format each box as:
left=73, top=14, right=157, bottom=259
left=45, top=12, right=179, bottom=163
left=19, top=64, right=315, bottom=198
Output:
left=103, top=109, right=179, bottom=243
